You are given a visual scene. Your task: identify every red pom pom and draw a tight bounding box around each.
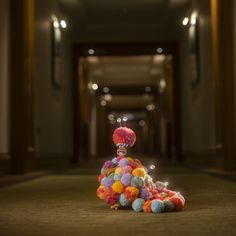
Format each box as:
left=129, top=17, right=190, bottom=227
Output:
left=104, top=189, right=119, bottom=205
left=113, top=127, right=136, bottom=147
left=169, top=195, right=185, bottom=211
left=98, top=174, right=104, bottom=183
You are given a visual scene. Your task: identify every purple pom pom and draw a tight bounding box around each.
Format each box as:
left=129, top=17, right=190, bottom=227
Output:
left=101, top=177, right=114, bottom=189
left=140, top=188, right=150, bottom=200
left=119, top=158, right=130, bottom=167
left=121, top=173, right=132, bottom=186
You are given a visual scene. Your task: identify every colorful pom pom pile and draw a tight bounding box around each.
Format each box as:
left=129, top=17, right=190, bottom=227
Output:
left=96, top=126, right=185, bottom=213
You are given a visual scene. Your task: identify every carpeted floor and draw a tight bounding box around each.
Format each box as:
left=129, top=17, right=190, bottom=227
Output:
left=0, top=166, right=236, bottom=236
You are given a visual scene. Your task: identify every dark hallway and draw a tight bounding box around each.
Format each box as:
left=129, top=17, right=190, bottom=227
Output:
left=0, top=0, right=236, bottom=235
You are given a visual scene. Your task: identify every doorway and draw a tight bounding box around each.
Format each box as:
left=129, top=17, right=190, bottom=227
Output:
left=72, top=43, right=182, bottom=164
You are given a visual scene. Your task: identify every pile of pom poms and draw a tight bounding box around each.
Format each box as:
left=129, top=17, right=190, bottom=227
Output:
left=96, top=156, right=185, bottom=213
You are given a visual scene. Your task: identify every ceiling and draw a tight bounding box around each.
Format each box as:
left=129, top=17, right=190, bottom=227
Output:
left=59, top=0, right=190, bottom=39
left=86, top=55, right=167, bottom=86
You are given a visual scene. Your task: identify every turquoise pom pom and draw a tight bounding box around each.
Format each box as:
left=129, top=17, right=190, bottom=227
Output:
left=131, top=176, right=144, bottom=188
left=151, top=200, right=164, bottom=213
left=132, top=198, right=145, bottom=212
left=163, top=200, right=174, bottom=212
left=114, top=173, right=122, bottom=181
left=119, top=193, right=130, bottom=207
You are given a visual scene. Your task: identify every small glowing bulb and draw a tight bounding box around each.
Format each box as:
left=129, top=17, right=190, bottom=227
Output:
left=100, top=100, right=107, bottom=106
left=53, top=21, right=59, bottom=28
left=88, top=49, right=95, bottom=55
left=108, top=114, right=114, bottom=121
left=60, top=20, right=67, bottom=28
left=123, top=117, right=128, bottom=122
left=117, top=118, right=122, bottom=123
left=150, top=164, right=155, bottom=170
left=182, top=17, right=189, bottom=26
left=92, top=83, right=98, bottom=90
left=191, top=16, right=196, bottom=25
left=156, top=47, right=163, bottom=54
left=139, top=120, right=145, bottom=127
left=103, top=87, right=109, bottom=93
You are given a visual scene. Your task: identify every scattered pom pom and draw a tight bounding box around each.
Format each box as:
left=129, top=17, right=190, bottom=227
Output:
left=163, top=200, right=174, bottom=212
left=124, top=186, right=139, bottom=202
left=108, top=173, right=115, bottom=179
left=132, top=167, right=146, bottom=179
left=112, top=181, right=125, bottom=194
left=121, top=173, right=132, bottom=186
left=151, top=200, right=165, bottom=213
left=101, top=177, right=114, bottom=189
left=105, top=189, right=119, bottom=205
left=132, top=198, right=145, bottom=212
left=98, top=174, right=104, bottom=183
left=170, top=195, right=185, bottom=211
left=112, top=157, right=118, bottom=165
left=114, top=173, right=122, bottom=181
left=140, top=188, right=151, bottom=200
left=115, top=167, right=122, bottom=175
left=120, top=165, right=133, bottom=175
left=119, top=158, right=130, bottom=167
left=103, top=160, right=114, bottom=169
left=119, top=193, right=130, bottom=207
left=96, top=185, right=107, bottom=200
left=143, top=200, right=152, bottom=213
left=131, top=176, right=145, bottom=188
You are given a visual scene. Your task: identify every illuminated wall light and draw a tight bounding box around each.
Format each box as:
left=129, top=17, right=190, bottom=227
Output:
left=190, top=15, right=197, bottom=25
left=103, top=86, right=109, bottom=93
left=88, top=49, right=95, bottom=55
left=182, top=17, right=189, bottom=26
left=156, top=47, right=163, bottom=54
left=53, top=21, right=59, bottom=28
left=160, top=79, right=166, bottom=89
left=92, top=83, right=98, bottom=90
left=60, top=20, right=67, bottom=28
left=100, top=100, right=107, bottom=107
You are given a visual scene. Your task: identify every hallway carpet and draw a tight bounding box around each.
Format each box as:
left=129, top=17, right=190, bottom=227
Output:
left=0, top=167, right=236, bottom=236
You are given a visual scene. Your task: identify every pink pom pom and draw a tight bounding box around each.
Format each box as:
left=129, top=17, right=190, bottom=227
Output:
left=113, top=127, right=136, bottom=147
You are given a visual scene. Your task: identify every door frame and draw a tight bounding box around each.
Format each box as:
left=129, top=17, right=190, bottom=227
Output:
left=72, top=41, right=182, bottom=164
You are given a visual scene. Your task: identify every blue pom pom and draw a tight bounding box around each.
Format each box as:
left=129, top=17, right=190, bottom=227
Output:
left=151, top=200, right=164, bottom=213
left=119, top=194, right=130, bottom=207
left=112, top=157, right=118, bottom=165
left=132, top=198, right=145, bottom=212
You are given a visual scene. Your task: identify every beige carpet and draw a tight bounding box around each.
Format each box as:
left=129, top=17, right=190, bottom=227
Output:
left=0, top=166, right=236, bottom=236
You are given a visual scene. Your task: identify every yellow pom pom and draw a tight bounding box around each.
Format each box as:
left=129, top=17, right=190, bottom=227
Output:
left=115, top=167, right=121, bottom=174
left=132, top=167, right=146, bottom=178
left=96, top=185, right=107, bottom=200
left=112, top=181, right=125, bottom=194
